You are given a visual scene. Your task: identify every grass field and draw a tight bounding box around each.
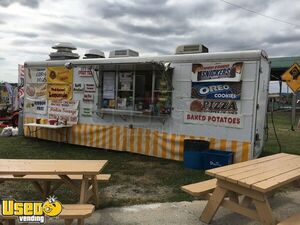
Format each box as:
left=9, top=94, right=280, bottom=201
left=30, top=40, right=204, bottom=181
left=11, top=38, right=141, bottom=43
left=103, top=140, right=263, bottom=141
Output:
left=0, top=111, right=299, bottom=208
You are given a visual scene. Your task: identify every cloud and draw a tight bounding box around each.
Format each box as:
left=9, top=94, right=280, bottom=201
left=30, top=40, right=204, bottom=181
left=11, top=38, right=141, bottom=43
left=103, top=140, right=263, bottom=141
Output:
left=1, top=0, right=300, bottom=82
left=0, top=0, right=40, bottom=8
left=0, top=56, right=5, bottom=60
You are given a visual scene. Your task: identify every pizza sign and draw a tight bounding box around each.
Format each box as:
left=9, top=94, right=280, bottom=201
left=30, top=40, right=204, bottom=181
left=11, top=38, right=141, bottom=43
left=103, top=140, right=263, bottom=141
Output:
left=281, top=63, right=300, bottom=93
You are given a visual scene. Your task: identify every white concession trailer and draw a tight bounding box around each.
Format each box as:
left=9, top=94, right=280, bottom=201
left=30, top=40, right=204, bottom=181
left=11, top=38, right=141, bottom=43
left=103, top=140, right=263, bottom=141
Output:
left=24, top=47, right=270, bottom=163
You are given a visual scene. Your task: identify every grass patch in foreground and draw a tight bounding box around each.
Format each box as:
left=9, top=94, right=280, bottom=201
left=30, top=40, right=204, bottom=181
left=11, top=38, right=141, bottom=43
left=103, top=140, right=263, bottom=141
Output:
left=0, top=111, right=299, bottom=207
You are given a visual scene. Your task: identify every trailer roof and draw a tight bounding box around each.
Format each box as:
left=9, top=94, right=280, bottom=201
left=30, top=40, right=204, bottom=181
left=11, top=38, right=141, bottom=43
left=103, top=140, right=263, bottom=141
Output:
left=25, top=50, right=267, bottom=67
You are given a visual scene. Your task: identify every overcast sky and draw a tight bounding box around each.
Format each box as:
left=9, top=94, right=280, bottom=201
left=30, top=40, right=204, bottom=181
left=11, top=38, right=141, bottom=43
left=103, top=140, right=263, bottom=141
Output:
left=0, top=0, right=300, bottom=83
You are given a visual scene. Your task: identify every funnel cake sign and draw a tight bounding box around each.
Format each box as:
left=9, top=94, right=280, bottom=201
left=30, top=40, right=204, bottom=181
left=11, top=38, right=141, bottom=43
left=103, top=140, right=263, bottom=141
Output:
left=191, top=62, right=243, bottom=82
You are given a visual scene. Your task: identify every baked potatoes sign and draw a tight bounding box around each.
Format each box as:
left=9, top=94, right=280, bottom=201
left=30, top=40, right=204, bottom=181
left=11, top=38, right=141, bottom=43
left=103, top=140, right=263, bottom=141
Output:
left=191, top=82, right=241, bottom=100
left=191, top=62, right=243, bottom=82
left=184, top=111, right=243, bottom=128
left=47, top=66, right=73, bottom=84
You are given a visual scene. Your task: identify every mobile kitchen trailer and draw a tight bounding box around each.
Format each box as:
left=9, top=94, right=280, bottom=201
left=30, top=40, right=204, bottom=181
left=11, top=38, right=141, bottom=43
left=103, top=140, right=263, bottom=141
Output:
left=23, top=47, right=270, bottom=162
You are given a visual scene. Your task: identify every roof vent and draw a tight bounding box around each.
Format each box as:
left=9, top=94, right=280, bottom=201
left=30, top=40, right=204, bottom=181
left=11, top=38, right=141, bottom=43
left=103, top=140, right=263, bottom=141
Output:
left=83, top=49, right=105, bottom=59
left=49, top=42, right=80, bottom=60
left=109, top=49, right=139, bottom=58
left=175, top=44, right=208, bottom=54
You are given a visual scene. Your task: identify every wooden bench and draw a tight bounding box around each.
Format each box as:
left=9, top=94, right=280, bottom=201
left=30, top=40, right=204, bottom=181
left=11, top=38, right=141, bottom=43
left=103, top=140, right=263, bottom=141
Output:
left=181, top=179, right=217, bottom=199
left=0, top=204, right=95, bottom=225
left=277, top=213, right=300, bottom=225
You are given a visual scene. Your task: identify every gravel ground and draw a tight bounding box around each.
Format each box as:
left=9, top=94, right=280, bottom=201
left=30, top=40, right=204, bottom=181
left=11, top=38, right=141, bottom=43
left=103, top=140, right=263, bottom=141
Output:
left=45, top=190, right=300, bottom=225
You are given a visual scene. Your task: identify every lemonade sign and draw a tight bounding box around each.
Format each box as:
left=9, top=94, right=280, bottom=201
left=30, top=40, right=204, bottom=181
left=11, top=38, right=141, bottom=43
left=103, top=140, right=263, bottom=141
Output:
left=1, top=196, right=62, bottom=223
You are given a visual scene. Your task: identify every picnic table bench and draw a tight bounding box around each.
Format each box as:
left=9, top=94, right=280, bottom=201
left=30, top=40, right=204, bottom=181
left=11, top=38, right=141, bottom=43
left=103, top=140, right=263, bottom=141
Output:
left=182, top=153, right=300, bottom=225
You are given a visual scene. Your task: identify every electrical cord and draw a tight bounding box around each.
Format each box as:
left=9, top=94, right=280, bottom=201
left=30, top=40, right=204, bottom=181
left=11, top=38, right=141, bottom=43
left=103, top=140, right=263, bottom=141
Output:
left=270, top=106, right=282, bottom=153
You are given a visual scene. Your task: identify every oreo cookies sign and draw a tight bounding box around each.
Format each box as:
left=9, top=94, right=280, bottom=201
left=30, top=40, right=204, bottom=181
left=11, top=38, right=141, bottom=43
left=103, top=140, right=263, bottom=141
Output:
left=191, top=82, right=241, bottom=100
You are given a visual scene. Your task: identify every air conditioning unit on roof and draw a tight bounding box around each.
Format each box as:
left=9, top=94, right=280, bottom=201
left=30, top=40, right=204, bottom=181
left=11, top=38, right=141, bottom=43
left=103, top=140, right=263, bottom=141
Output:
left=109, top=49, right=139, bottom=58
left=83, top=49, right=105, bottom=59
left=175, top=44, right=209, bottom=54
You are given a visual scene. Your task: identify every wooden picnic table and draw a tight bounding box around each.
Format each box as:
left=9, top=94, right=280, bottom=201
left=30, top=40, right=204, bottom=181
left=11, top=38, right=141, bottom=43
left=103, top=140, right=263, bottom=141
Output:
left=0, top=159, right=107, bottom=207
left=200, top=153, right=300, bottom=225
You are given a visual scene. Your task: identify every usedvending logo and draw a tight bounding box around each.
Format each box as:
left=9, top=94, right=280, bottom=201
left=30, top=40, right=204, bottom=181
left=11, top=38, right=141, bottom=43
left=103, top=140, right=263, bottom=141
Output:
left=1, top=196, right=62, bottom=224
left=190, top=99, right=239, bottom=114
left=191, top=82, right=241, bottom=100
left=191, top=62, right=243, bottom=82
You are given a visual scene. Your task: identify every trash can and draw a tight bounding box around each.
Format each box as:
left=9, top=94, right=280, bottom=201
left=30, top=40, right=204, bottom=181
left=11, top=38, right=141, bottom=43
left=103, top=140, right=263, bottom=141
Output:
left=183, top=140, right=210, bottom=170
left=203, top=149, right=233, bottom=170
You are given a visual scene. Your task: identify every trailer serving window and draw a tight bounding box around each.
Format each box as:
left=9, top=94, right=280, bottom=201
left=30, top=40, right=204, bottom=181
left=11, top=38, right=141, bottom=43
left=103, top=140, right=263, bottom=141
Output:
left=99, top=63, right=173, bottom=117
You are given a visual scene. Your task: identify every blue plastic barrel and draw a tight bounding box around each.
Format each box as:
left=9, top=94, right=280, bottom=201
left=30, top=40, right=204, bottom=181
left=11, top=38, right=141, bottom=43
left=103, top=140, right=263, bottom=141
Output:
left=183, top=140, right=210, bottom=170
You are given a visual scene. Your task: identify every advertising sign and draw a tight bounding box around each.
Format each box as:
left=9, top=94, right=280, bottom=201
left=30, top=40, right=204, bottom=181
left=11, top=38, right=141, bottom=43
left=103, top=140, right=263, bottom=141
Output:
left=78, top=66, right=94, bottom=77
left=26, top=67, right=47, bottom=83
left=84, top=83, right=96, bottom=93
left=73, top=83, right=84, bottom=92
left=25, top=83, right=47, bottom=99
left=82, top=107, right=93, bottom=117
left=83, top=93, right=94, bottom=103
left=47, top=84, right=72, bottom=100
left=191, top=82, right=241, bottom=100
left=48, top=100, right=79, bottom=124
left=189, top=99, right=241, bottom=114
left=47, top=66, right=73, bottom=84
left=24, top=99, right=47, bottom=114
left=184, top=111, right=243, bottom=128
left=48, top=100, right=79, bottom=110
left=191, top=62, right=243, bottom=82
left=33, top=100, right=47, bottom=114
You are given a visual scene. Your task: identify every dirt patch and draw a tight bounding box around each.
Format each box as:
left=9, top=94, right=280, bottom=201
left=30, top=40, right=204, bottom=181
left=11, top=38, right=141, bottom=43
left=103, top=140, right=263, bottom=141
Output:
left=103, top=184, right=172, bottom=202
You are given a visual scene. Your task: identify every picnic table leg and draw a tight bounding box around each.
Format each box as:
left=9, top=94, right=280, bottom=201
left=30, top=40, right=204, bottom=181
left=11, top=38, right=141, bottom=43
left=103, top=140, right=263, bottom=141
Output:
left=64, top=219, right=73, bottom=225
left=91, top=175, right=100, bottom=207
left=78, top=175, right=90, bottom=225
left=200, top=186, right=228, bottom=223
left=42, top=181, right=51, bottom=200
left=77, top=219, right=85, bottom=225
left=79, top=175, right=89, bottom=203
left=228, top=191, right=239, bottom=203
left=241, top=196, right=252, bottom=207
left=253, top=197, right=275, bottom=225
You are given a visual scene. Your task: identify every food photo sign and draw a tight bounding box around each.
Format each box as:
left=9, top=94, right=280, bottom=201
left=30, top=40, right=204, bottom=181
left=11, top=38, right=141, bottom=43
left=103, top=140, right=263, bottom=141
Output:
left=191, top=62, right=243, bottom=82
